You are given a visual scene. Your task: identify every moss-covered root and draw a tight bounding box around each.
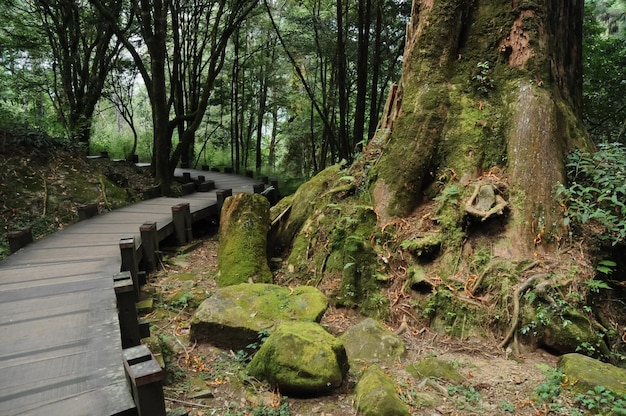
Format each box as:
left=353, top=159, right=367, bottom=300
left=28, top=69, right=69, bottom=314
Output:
left=217, top=193, right=272, bottom=286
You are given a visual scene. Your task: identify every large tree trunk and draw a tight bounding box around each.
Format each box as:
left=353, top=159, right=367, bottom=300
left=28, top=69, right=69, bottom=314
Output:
left=371, top=0, right=590, bottom=253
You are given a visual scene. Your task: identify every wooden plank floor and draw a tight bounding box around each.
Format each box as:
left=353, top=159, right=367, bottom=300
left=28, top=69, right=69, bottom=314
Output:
left=0, top=168, right=260, bottom=416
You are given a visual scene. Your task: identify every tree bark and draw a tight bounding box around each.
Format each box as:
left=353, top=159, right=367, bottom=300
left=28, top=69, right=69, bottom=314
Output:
left=370, top=0, right=591, bottom=252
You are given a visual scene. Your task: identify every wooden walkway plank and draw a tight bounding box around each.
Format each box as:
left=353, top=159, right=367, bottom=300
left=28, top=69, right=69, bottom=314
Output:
left=0, top=168, right=262, bottom=416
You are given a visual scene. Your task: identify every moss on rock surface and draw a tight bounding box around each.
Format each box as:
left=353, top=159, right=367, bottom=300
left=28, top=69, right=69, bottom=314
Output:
left=339, top=318, right=405, bottom=366
left=354, top=365, right=410, bottom=416
left=559, top=353, right=626, bottom=395
left=217, top=193, right=272, bottom=286
left=190, top=283, right=328, bottom=350
left=406, top=357, right=465, bottom=383
left=246, top=321, right=349, bottom=395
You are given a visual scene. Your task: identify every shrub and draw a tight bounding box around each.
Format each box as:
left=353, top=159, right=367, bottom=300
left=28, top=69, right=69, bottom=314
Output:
left=557, top=142, right=626, bottom=246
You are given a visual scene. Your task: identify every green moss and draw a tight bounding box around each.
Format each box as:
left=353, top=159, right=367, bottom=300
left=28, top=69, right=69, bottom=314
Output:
left=422, top=287, right=487, bottom=338
left=406, top=357, right=465, bottom=383
left=173, top=272, right=195, bottom=281
left=217, top=193, right=272, bottom=286
left=354, top=366, right=410, bottom=416
left=559, top=353, right=626, bottom=395
left=246, top=322, right=348, bottom=394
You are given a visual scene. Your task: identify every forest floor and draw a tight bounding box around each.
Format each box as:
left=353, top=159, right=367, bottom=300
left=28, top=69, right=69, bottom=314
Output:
left=146, top=235, right=581, bottom=416
left=0, top=142, right=584, bottom=415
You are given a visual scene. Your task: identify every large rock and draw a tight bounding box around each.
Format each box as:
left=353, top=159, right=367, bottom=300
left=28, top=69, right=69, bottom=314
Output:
left=558, top=353, right=626, bottom=395
left=339, top=318, right=405, bottom=365
left=354, top=365, right=410, bottom=416
left=246, top=321, right=349, bottom=395
left=217, top=193, right=272, bottom=286
left=191, top=283, right=328, bottom=350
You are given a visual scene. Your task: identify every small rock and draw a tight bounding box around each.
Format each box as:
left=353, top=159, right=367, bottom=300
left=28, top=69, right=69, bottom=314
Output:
left=339, top=318, right=405, bottom=366
left=354, top=365, right=410, bottom=416
left=189, top=389, right=214, bottom=399
left=406, top=357, right=465, bottom=383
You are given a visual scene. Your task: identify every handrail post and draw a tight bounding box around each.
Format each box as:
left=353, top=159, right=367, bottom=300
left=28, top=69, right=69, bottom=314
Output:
left=269, top=178, right=281, bottom=205
left=198, top=179, right=215, bottom=192
left=120, top=237, right=139, bottom=299
left=139, top=222, right=158, bottom=273
left=216, top=189, right=232, bottom=214
left=77, top=202, right=98, bottom=221
left=253, top=183, right=265, bottom=194
left=123, top=345, right=166, bottom=416
left=8, top=228, right=33, bottom=253
left=171, top=203, right=192, bottom=245
left=113, top=272, right=141, bottom=348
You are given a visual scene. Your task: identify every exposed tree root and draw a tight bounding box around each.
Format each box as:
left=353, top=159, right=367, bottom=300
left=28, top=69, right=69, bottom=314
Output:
left=464, top=183, right=508, bottom=221
left=499, top=273, right=550, bottom=350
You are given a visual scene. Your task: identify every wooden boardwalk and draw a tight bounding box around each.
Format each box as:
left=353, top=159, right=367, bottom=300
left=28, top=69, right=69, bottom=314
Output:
left=0, top=168, right=262, bottom=416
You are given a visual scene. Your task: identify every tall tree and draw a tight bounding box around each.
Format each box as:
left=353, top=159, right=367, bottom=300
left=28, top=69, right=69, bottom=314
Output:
left=91, top=0, right=257, bottom=192
left=583, top=0, right=626, bottom=143
left=4, top=0, right=123, bottom=145
left=371, top=0, right=591, bottom=251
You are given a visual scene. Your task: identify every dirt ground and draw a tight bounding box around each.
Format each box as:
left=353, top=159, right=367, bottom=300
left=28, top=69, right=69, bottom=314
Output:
left=141, top=234, right=577, bottom=416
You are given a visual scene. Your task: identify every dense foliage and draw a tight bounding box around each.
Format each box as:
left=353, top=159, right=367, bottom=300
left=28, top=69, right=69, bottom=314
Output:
left=558, top=142, right=626, bottom=247
left=583, top=0, right=626, bottom=143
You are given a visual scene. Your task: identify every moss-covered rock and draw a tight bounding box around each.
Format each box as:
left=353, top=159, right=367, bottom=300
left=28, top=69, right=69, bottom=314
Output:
left=353, top=365, right=410, bottom=416
left=190, top=283, right=328, bottom=350
left=246, top=321, right=349, bottom=395
left=272, top=165, right=341, bottom=251
left=406, top=357, right=465, bottom=383
left=339, top=318, right=405, bottom=366
left=217, top=193, right=272, bottom=286
left=559, top=353, right=626, bottom=395
left=520, top=302, right=608, bottom=357
left=542, top=310, right=608, bottom=356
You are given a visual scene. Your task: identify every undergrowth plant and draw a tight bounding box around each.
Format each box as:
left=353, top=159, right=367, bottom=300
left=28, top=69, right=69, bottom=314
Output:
left=557, top=142, right=626, bottom=246
left=575, top=385, right=626, bottom=415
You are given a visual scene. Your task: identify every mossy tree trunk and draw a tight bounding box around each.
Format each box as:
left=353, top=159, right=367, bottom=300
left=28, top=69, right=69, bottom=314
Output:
left=371, top=0, right=591, bottom=253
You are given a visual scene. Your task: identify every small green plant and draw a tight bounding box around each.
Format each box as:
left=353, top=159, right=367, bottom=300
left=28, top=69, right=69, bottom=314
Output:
left=170, top=291, right=194, bottom=308
left=434, top=185, right=461, bottom=206
left=597, top=259, right=617, bottom=275
left=501, top=400, right=516, bottom=412
left=557, top=143, right=626, bottom=246
left=585, top=279, right=612, bottom=293
left=246, top=401, right=291, bottom=416
left=447, top=384, right=482, bottom=410
left=575, top=385, right=626, bottom=415
left=533, top=364, right=566, bottom=412
left=472, top=61, right=495, bottom=95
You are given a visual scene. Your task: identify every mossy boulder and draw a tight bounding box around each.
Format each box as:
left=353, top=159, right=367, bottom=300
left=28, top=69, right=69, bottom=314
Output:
left=217, top=193, right=272, bottom=286
left=353, top=365, right=410, bottom=416
left=559, top=353, right=626, bottom=395
left=246, top=321, right=349, bottom=396
left=339, top=318, right=405, bottom=366
left=272, top=165, right=341, bottom=251
left=542, top=310, right=608, bottom=356
left=520, top=304, right=608, bottom=356
left=406, top=357, right=465, bottom=383
left=190, top=283, right=328, bottom=350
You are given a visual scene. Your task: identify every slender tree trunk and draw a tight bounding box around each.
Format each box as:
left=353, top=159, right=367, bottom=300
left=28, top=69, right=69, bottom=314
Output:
left=371, top=0, right=590, bottom=252
left=335, top=0, right=349, bottom=161
left=353, top=0, right=371, bottom=151
left=368, top=0, right=383, bottom=140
